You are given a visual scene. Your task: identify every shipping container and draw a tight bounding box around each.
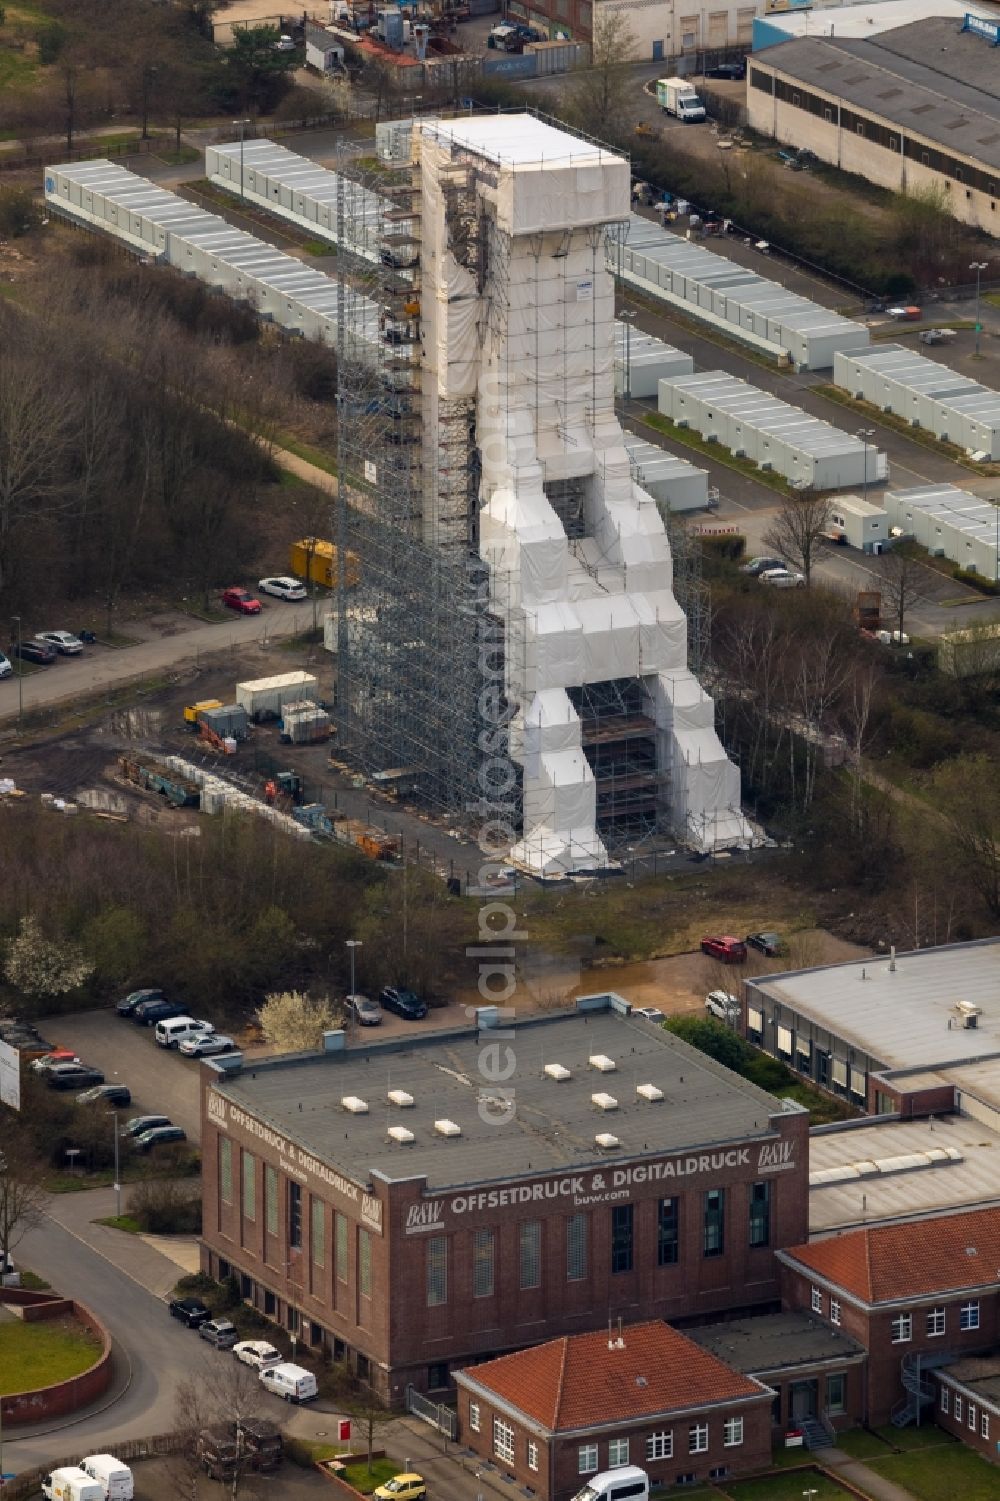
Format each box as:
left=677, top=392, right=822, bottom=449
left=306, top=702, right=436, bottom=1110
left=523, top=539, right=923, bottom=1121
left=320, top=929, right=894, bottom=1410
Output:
left=289, top=538, right=361, bottom=589
left=623, top=436, right=708, bottom=513
left=235, top=673, right=320, bottom=722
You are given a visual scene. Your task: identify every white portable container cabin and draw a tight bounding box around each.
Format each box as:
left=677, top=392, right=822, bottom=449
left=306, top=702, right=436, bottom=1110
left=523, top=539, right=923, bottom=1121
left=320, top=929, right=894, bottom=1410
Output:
left=826, top=494, right=889, bottom=553
left=614, top=321, right=693, bottom=398
left=834, top=344, right=1000, bottom=459
left=611, top=215, right=869, bottom=370
left=658, top=371, right=884, bottom=490
left=622, top=435, right=709, bottom=512
left=884, top=483, right=1000, bottom=580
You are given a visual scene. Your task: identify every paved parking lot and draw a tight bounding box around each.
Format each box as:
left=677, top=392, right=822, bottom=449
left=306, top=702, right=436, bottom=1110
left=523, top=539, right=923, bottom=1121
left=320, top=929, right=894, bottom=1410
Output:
left=37, top=1008, right=204, bottom=1140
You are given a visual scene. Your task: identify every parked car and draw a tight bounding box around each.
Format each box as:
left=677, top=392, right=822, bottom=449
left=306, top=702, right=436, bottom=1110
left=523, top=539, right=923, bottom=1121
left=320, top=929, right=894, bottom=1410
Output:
left=199, top=1318, right=238, bottom=1350
left=77, top=1084, right=132, bottom=1108
left=14, top=638, right=57, bottom=665
left=0, top=651, right=12, bottom=680
left=347, top=994, right=382, bottom=1026
left=178, top=1033, right=237, bottom=1058
left=233, top=1340, right=283, bottom=1371
left=700, top=935, right=747, bottom=963
left=116, top=988, right=164, bottom=1018
left=221, top=587, right=262, bottom=615
left=258, top=576, right=307, bottom=602
left=633, top=1006, right=665, bottom=1023
left=746, top=931, right=784, bottom=957
left=704, top=60, right=745, bottom=79
left=705, top=990, right=741, bottom=1021
left=122, top=1114, right=171, bottom=1139
left=740, top=556, right=785, bottom=577
left=30, top=1050, right=82, bottom=1073
left=37, top=631, right=84, bottom=655
left=373, top=1476, right=426, bottom=1501
left=135, top=1125, right=187, bottom=1152
left=169, top=1296, right=211, bottom=1328
left=258, top=1363, right=318, bottom=1403
left=154, top=1016, right=214, bottom=1049
left=379, top=986, right=427, bottom=1020
left=131, top=997, right=187, bottom=1027
left=47, top=1064, right=105, bottom=1091
left=759, top=568, right=806, bottom=589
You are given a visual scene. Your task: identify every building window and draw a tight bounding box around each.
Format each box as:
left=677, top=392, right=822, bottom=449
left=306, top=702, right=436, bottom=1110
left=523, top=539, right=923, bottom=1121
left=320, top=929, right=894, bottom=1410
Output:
left=792, top=92, right=800, bottom=106
left=961, top=1301, right=980, bottom=1330
left=242, top=1152, right=256, bottom=1220
left=658, top=1198, right=679, bottom=1266
left=608, top=1439, right=629, bottom=1468
left=828, top=1374, right=846, bottom=1416
left=969, top=1403, right=977, bottom=1432
left=311, top=1199, right=325, bottom=1267
left=940, top=1386, right=950, bottom=1414
left=723, top=1417, right=743, bottom=1447
left=955, top=1395, right=963, bottom=1423
left=689, top=1423, right=708, bottom=1454
left=493, top=1418, right=514, bottom=1465
left=358, top=1227, right=372, bottom=1297
left=982, top=1412, right=990, bottom=1440
left=220, top=1137, right=233, bottom=1205
left=891, top=1314, right=912, bottom=1344
left=611, top=1204, right=634, bottom=1273
left=288, top=1181, right=302, bottom=1250
left=473, top=1228, right=495, bottom=1298
left=856, top=123, right=864, bottom=137
left=703, top=1189, right=725, bottom=1258
left=527, top=1442, right=539, bottom=1472
left=265, top=1165, right=278, bottom=1236
left=469, top=1403, right=480, bottom=1433
left=709, top=1469, right=729, bottom=1483
left=831, top=1299, right=841, bottom=1326
left=567, top=1213, right=588, bottom=1281
left=520, top=1220, right=541, bottom=1290
left=889, top=136, right=898, bottom=150
left=811, top=1288, right=823, bottom=1314
left=426, top=1234, right=447, bottom=1306
left=927, top=1307, right=946, bottom=1337
left=824, top=107, right=833, bottom=122
left=335, top=1213, right=347, bottom=1282
left=749, top=1181, right=770, bottom=1248
left=578, top=1445, right=598, bottom=1475
left=647, top=1432, right=673, bottom=1461
left=428, top=1362, right=448, bottom=1390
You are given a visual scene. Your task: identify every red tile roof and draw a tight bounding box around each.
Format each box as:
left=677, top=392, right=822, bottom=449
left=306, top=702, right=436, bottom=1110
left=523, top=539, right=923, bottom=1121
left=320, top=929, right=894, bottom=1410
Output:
left=460, top=1322, right=763, bottom=1431
left=785, top=1206, right=1000, bottom=1304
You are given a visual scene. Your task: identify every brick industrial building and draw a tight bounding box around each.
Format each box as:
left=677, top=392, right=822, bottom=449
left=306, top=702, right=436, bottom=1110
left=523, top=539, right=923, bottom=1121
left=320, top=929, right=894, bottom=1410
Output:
left=199, top=998, right=809, bottom=1399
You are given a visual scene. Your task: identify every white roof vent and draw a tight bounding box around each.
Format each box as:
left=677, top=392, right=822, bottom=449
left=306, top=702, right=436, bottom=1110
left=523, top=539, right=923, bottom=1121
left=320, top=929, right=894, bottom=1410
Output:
left=387, top=1089, right=414, bottom=1107
left=545, top=1062, right=571, bottom=1081
left=595, top=1132, right=621, bottom=1151
left=592, top=1092, right=619, bottom=1112
left=434, top=1118, right=462, bottom=1137
left=388, top=1125, right=415, bottom=1145
left=636, top=1083, right=664, bottom=1103
left=589, top=1053, right=617, bottom=1073
left=341, top=1095, right=369, bottom=1114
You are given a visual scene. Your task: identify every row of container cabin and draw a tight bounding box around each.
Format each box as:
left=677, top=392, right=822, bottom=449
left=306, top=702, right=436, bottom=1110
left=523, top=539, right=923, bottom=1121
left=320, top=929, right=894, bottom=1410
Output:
left=834, top=345, right=1000, bottom=460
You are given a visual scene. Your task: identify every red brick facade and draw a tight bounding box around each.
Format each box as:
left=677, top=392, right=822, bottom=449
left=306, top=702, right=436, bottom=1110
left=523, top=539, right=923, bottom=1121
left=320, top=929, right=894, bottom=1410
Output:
left=935, top=1369, right=1000, bottom=1464
left=200, top=1075, right=809, bottom=1400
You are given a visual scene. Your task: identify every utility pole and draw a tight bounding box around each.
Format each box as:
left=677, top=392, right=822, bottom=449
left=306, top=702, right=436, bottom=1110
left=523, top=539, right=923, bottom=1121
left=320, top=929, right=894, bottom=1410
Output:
left=346, top=938, right=362, bottom=997
left=970, top=261, right=989, bottom=359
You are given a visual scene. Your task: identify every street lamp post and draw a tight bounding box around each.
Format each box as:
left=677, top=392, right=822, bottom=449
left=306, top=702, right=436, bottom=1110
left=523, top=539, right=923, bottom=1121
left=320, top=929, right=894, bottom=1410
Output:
left=113, top=1110, right=121, bottom=1220
left=855, top=427, right=875, bottom=506
left=11, top=615, right=21, bottom=727
left=346, top=939, right=362, bottom=998
left=971, top=261, right=989, bottom=359
left=233, top=118, right=251, bottom=201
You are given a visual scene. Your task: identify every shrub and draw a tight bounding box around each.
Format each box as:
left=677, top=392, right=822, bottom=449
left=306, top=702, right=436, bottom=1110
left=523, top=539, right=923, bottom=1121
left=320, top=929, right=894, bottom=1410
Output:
left=129, top=1178, right=202, bottom=1234
left=953, top=567, right=1000, bottom=596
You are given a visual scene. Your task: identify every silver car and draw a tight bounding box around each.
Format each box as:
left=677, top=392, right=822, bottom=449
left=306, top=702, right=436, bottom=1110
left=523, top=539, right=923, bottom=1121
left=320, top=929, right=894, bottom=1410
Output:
left=37, top=631, right=84, bottom=655
left=348, top=993, right=382, bottom=1026
left=199, top=1318, right=238, bottom=1349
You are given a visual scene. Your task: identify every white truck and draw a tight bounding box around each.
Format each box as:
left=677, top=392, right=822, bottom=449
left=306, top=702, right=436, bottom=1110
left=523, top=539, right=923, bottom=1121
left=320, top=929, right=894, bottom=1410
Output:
left=656, top=76, right=706, bottom=122
left=42, top=1470, right=105, bottom=1501
left=79, top=1457, right=134, bottom=1501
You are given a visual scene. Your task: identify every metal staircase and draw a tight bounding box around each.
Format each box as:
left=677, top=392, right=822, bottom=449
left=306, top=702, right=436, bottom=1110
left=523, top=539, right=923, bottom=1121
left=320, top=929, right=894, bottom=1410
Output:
left=800, top=1415, right=836, bottom=1450
left=891, top=1351, right=952, bottom=1427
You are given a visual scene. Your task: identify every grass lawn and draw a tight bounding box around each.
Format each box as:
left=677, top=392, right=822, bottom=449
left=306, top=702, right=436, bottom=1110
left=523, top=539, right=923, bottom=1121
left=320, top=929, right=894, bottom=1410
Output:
left=0, top=1318, right=102, bottom=1395
left=95, top=1214, right=142, bottom=1233
left=642, top=411, right=793, bottom=496
left=835, top=1428, right=896, bottom=1459
left=723, top=1473, right=845, bottom=1500
left=868, top=1444, right=998, bottom=1500
left=872, top=1424, right=954, bottom=1452
left=17, top=1271, right=51, bottom=1291
left=338, top=1459, right=398, bottom=1494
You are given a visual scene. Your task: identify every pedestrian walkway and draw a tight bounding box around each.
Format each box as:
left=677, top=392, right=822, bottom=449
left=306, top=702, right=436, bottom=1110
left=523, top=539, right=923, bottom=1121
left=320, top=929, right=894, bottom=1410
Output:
left=43, top=1187, right=191, bottom=1302
left=817, top=1444, right=920, bottom=1501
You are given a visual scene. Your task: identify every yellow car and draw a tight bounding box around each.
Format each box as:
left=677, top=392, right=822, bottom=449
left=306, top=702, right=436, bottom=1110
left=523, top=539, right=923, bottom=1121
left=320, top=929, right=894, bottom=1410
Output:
left=374, top=1476, right=426, bottom=1501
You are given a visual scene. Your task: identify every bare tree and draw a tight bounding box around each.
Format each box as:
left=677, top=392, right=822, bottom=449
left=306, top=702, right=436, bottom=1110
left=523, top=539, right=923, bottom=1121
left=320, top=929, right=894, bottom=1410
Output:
left=326, top=1368, right=394, bottom=1475
left=878, top=544, right=932, bottom=638
left=565, top=9, right=637, bottom=145
left=174, top=1355, right=268, bottom=1501
left=930, top=753, right=1000, bottom=917
left=0, top=1141, right=46, bottom=1267
left=762, top=491, right=832, bottom=586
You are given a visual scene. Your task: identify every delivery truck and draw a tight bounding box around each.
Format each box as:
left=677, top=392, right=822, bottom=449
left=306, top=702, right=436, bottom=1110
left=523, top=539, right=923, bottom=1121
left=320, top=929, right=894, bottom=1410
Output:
left=42, top=1470, right=105, bottom=1501
left=79, top=1457, right=134, bottom=1501
left=656, top=77, right=706, bottom=122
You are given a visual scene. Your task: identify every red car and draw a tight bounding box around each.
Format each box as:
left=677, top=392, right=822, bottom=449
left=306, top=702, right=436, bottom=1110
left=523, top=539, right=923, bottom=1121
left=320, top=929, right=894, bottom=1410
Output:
left=700, top=935, right=748, bottom=963
left=221, top=587, right=262, bottom=615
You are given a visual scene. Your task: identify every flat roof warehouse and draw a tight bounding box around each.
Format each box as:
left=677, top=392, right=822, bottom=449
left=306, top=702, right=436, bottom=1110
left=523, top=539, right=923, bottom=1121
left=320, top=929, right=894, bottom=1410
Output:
left=208, top=1006, right=795, bottom=1194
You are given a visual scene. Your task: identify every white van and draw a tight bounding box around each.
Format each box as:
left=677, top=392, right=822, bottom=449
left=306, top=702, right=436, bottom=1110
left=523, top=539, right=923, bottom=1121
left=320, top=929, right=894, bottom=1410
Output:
left=572, top=1469, right=649, bottom=1501
left=259, top=1361, right=318, bottom=1403
left=79, top=1457, right=134, bottom=1501
left=155, top=1016, right=213, bottom=1049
